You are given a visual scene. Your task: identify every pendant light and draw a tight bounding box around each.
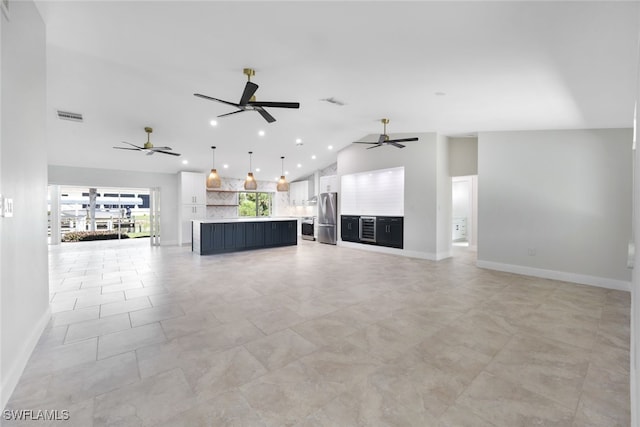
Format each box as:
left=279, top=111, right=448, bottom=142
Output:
left=206, top=146, right=222, bottom=189
left=276, top=156, right=289, bottom=192
left=244, top=151, right=257, bottom=190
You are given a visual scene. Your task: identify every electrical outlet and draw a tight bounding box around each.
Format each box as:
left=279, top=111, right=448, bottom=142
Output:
left=528, top=248, right=536, bottom=256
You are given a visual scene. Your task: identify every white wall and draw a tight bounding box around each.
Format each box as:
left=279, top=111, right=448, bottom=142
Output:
left=48, top=165, right=179, bottom=245
left=1, top=0, right=49, bottom=408
left=436, top=134, right=452, bottom=258
left=478, top=129, right=633, bottom=289
left=337, top=133, right=450, bottom=259
left=449, top=137, right=478, bottom=177
left=630, top=10, right=640, bottom=426
left=633, top=110, right=640, bottom=427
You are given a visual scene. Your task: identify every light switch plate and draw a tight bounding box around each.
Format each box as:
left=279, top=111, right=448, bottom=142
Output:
left=1, top=196, right=13, bottom=217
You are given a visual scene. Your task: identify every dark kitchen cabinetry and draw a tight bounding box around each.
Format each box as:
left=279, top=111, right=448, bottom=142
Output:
left=224, top=223, right=245, bottom=250
left=265, top=220, right=297, bottom=247
left=264, top=222, right=282, bottom=246
left=341, top=215, right=360, bottom=242
left=376, top=216, right=403, bottom=249
left=245, top=222, right=265, bottom=248
left=280, top=221, right=297, bottom=245
left=200, top=223, right=224, bottom=254
left=195, top=219, right=297, bottom=255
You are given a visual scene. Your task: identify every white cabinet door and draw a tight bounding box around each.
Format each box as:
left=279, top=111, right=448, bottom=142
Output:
left=180, top=205, right=206, bottom=245
left=180, top=172, right=206, bottom=205
left=290, top=181, right=309, bottom=206
left=319, top=175, right=338, bottom=193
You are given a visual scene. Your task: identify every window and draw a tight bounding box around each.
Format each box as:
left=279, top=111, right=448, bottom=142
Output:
left=238, top=192, right=272, bottom=217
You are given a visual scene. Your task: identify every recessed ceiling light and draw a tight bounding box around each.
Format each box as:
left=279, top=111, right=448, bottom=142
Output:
left=297, top=164, right=302, bottom=168
left=256, top=168, right=261, bottom=172
left=258, top=130, right=265, bottom=137
left=182, top=160, right=188, bottom=165
left=311, top=155, right=316, bottom=160
left=285, top=171, right=289, bottom=175
left=295, top=138, right=303, bottom=146
left=328, top=145, right=333, bottom=150
left=223, top=164, right=229, bottom=169
left=210, top=120, right=218, bottom=127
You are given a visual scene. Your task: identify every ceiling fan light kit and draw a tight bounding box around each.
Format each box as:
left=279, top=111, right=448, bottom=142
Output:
left=244, top=151, right=258, bottom=190
left=276, top=156, right=289, bottom=192
left=206, top=146, right=222, bottom=189
left=194, top=68, right=300, bottom=124
left=353, top=118, right=419, bottom=149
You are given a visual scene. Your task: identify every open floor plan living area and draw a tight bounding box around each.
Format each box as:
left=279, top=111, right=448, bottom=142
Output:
left=2, top=1, right=640, bottom=426
left=3, top=239, right=631, bottom=426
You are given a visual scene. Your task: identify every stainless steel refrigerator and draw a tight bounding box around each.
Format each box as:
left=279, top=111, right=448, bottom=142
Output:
left=317, top=192, right=337, bottom=244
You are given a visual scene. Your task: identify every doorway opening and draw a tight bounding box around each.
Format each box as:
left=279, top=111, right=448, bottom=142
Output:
left=48, top=185, right=156, bottom=245
left=452, top=176, right=478, bottom=250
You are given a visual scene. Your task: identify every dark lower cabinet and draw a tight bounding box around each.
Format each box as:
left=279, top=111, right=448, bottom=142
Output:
left=376, top=216, right=403, bottom=249
left=265, top=222, right=282, bottom=246
left=245, top=222, right=265, bottom=248
left=340, top=215, right=403, bottom=249
left=197, top=220, right=296, bottom=255
left=280, top=221, right=297, bottom=245
left=224, top=223, right=245, bottom=250
left=341, top=215, right=360, bottom=242
left=199, top=223, right=224, bottom=254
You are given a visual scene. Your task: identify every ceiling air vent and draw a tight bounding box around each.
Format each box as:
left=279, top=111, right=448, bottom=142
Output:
left=57, top=110, right=83, bottom=122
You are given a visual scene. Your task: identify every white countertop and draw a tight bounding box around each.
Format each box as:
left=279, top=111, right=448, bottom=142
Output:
left=193, top=217, right=298, bottom=224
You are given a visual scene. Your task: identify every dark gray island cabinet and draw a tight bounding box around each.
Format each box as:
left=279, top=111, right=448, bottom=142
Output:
left=192, top=218, right=297, bottom=255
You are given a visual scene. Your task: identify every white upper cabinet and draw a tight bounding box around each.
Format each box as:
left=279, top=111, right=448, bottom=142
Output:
left=319, top=175, right=338, bottom=194
left=289, top=180, right=309, bottom=206
left=179, top=171, right=206, bottom=205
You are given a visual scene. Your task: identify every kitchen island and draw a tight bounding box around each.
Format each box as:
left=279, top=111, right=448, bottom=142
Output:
left=192, top=218, right=297, bottom=255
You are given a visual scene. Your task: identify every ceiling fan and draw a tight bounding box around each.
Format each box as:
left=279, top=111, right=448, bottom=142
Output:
left=353, top=118, right=419, bottom=149
left=194, top=68, right=300, bottom=123
left=113, top=127, right=181, bottom=156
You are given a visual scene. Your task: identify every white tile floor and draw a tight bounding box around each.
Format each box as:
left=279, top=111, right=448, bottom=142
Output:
left=4, top=238, right=631, bottom=426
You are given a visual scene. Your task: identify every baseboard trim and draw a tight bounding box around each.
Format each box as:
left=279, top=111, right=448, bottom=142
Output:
left=476, top=260, right=631, bottom=292
left=1, top=306, right=51, bottom=409
left=337, top=241, right=444, bottom=261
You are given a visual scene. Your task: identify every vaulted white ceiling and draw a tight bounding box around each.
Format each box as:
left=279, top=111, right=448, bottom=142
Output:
left=36, top=1, right=639, bottom=182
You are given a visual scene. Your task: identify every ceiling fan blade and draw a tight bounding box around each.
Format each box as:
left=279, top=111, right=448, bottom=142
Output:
left=378, top=134, right=386, bottom=144
left=239, top=81, right=259, bottom=106
left=255, top=107, right=276, bottom=123
left=218, top=110, right=246, bottom=118
left=113, top=147, right=141, bottom=151
left=249, top=101, right=300, bottom=109
left=145, top=151, right=155, bottom=156
left=194, top=93, right=241, bottom=108
left=155, top=150, right=181, bottom=156
left=353, top=141, right=379, bottom=144
left=389, top=142, right=406, bottom=149
left=366, top=144, right=383, bottom=150
left=121, top=141, right=144, bottom=149
left=386, top=137, right=419, bottom=143
left=149, top=146, right=173, bottom=151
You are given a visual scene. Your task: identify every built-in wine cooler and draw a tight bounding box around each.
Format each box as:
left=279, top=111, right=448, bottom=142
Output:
left=359, top=216, right=376, bottom=242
